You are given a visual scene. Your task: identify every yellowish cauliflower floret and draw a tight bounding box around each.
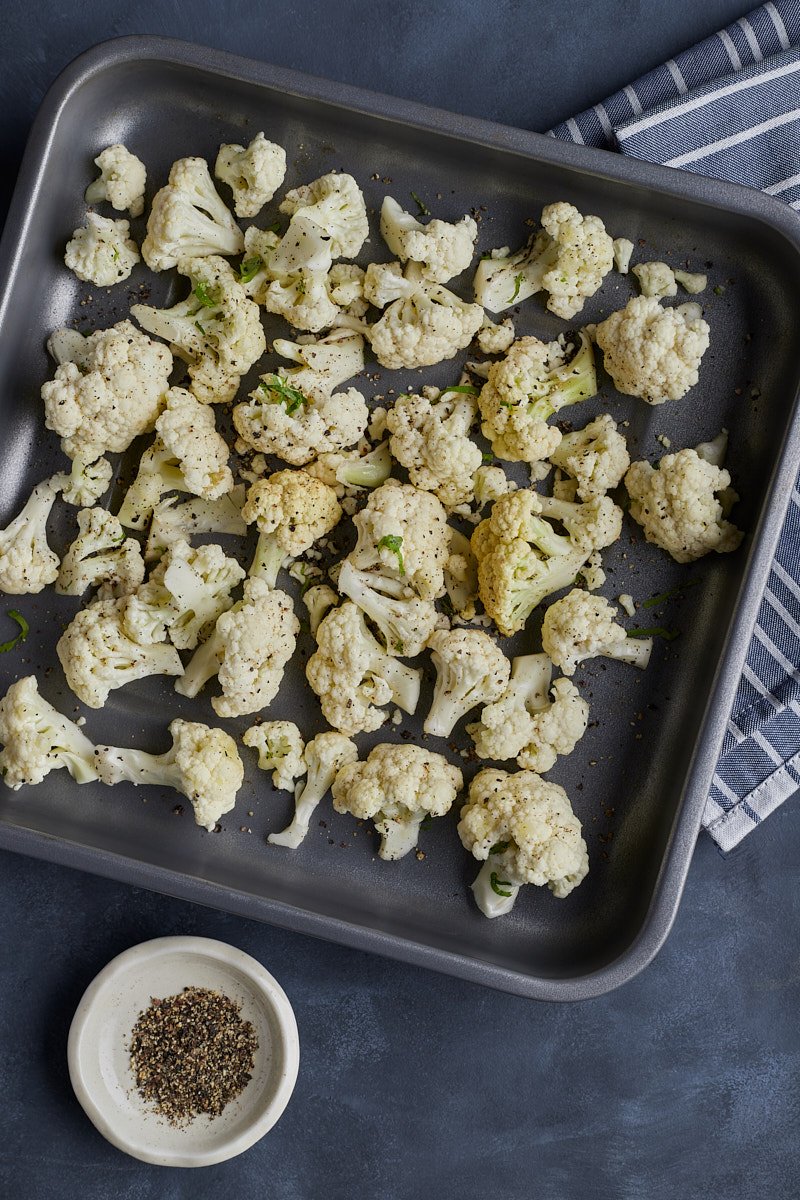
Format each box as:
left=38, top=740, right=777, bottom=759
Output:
left=243, top=468, right=342, bottom=585
left=549, top=414, right=630, bottom=500
left=214, top=131, right=287, bottom=218
left=595, top=295, right=710, bottom=404
left=458, top=768, right=589, bottom=916
left=279, top=171, right=369, bottom=259
left=0, top=475, right=64, bottom=595
left=64, top=213, right=140, bottom=286
left=380, top=196, right=477, bottom=283
left=476, top=316, right=515, bottom=355
left=541, top=588, right=652, bottom=676
left=478, top=332, right=597, bottom=463
left=625, top=447, right=744, bottom=563
left=349, top=481, right=449, bottom=600
left=85, top=143, right=147, bottom=216
left=56, top=507, right=144, bottom=599
left=0, top=676, right=99, bottom=790
left=385, top=387, right=482, bottom=508
left=41, top=320, right=172, bottom=460
left=332, top=743, right=464, bottom=860
left=142, top=156, right=244, bottom=272
left=632, top=261, right=677, bottom=298
left=243, top=721, right=306, bottom=793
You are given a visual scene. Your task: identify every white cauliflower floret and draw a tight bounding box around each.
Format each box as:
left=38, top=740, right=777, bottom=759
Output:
left=268, top=732, right=358, bottom=849
left=241, top=215, right=340, bottom=333
left=336, top=559, right=439, bottom=657
left=479, top=332, right=597, bottom=463
left=595, top=295, right=710, bottom=404
left=0, top=676, right=99, bottom=789
left=476, top=316, right=515, bottom=355
left=327, top=264, right=368, bottom=318
left=306, top=601, right=421, bottom=735
left=60, top=457, right=113, bottom=507
left=214, top=131, right=287, bottom=218
left=132, top=255, right=265, bottom=404
left=380, top=196, right=477, bottom=283
left=56, top=507, right=144, bottom=598
left=0, top=474, right=64, bottom=594
left=142, top=156, right=244, bottom=271
left=117, top=389, right=234, bottom=530
left=625, top=447, right=744, bottom=562
left=632, top=261, right=677, bottom=298
left=124, top=539, right=245, bottom=651
left=612, top=237, right=634, bottom=274
left=473, top=201, right=613, bottom=319
left=303, top=583, right=338, bottom=635
left=95, top=718, right=243, bottom=831
left=349, top=481, right=450, bottom=600
left=233, top=331, right=368, bottom=465
left=65, top=213, right=140, bottom=286
left=444, top=528, right=479, bottom=620
left=517, top=678, right=589, bottom=773
left=175, top=579, right=298, bottom=718
left=243, top=721, right=306, bottom=793
left=673, top=269, right=707, bottom=294
left=332, top=743, right=464, bottom=860
left=541, top=588, right=652, bottom=676
left=473, top=465, right=514, bottom=508
left=306, top=440, right=392, bottom=491
left=367, top=262, right=484, bottom=370
left=471, top=490, right=590, bottom=636
left=458, top=768, right=588, bottom=916
left=57, top=597, right=183, bottom=708
left=385, top=385, right=483, bottom=508
left=279, top=172, right=369, bottom=259
left=242, top=469, right=342, bottom=585
left=41, top=320, right=172, bottom=460
left=145, top=490, right=246, bottom=561
left=535, top=493, right=623, bottom=552
left=424, top=628, right=510, bottom=738
left=549, top=414, right=630, bottom=500
left=85, top=144, right=146, bottom=216
left=579, top=550, right=606, bottom=592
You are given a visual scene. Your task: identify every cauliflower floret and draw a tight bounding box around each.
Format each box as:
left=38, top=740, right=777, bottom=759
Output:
left=458, top=768, right=588, bottom=916
left=471, top=490, right=590, bottom=636
left=132, top=255, right=265, bottom=404
left=473, top=201, right=613, bottom=319
left=41, top=320, right=172, bottom=460
left=673, top=269, right=707, bottom=294
left=367, top=262, right=484, bottom=370
left=57, top=597, right=183, bottom=708
left=385, top=385, right=482, bottom=508
left=474, top=464, right=514, bottom=508
left=517, top=679, right=589, bottom=773
left=478, top=332, right=597, bottom=464
left=214, top=131, right=287, bottom=218
left=0, top=474, right=64, bottom=594
left=124, top=539, right=245, bottom=651
left=336, top=559, right=439, bottom=657
left=95, top=718, right=243, bottom=831
left=0, top=676, right=99, bottom=789
left=60, top=457, right=113, bottom=507
left=535, top=493, right=623, bottom=553
left=476, top=316, right=515, bottom=355
left=175, top=579, right=298, bottom=718
left=268, top=732, right=358, bottom=849
left=467, top=653, right=553, bottom=761
left=595, top=295, right=710, bottom=404
left=306, top=601, right=422, bottom=734
left=548, top=414, right=630, bottom=501
left=145, top=490, right=246, bottom=561
left=424, top=628, right=510, bottom=738
left=306, top=440, right=392, bottom=491
left=632, top=261, right=677, bottom=298
left=625, top=447, right=744, bottom=563
left=243, top=721, right=306, bottom=793
left=380, top=196, right=477, bottom=283
left=348, top=481, right=449, bottom=600
left=279, top=172, right=369, bottom=259
left=303, top=583, right=338, bottom=635
left=64, top=213, right=140, bottom=286
left=56, top=507, right=145, bottom=598
left=233, top=331, right=368, bottom=465
left=242, top=469, right=342, bottom=586
left=85, top=143, right=147, bottom=216
left=541, top=588, right=652, bottom=676
left=444, top=528, right=479, bottom=620
left=327, top=264, right=368, bottom=318
left=240, top=215, right=341, bottom=332
left=612, top=237, right=634, bottom=274
left=142, top=156, right=244, bottom=272
left=332, top=743, right=464, bottom=860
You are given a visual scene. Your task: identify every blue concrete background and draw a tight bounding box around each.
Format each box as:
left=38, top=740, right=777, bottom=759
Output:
left=2, top=2, right=798, bottom=1196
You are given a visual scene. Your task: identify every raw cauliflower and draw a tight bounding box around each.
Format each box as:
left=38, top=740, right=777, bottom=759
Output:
left=0, top=675, right=99, bottom=789
left=366, top=262, right=484, bottom=370
left=279, top=171, right=369, bottom=259
left=548, top=414, right=630, bottom=500
left=595, top=296, right=710, bottom=404
left=348, top=481, right=450, bottom=600
left=380, top=195, right=477, bottom=282
left=476, top=316, right=515, bottom=355
left=85, top=143, right=146, bottom=216
left=64, top=213, right=140, bottom=286
left=336, top=559, right=439, bottom=657
left=385, top=385, right=483, bottom=507
left=41, top=320, right=172, bottom=460
left=56, top=507, right=144, bottom=598
left=0, top=474, right=64, bottom=594
left=60, top=457, right=113, bottom=507
left=535, top=493, right=623, bottom=553
left=332, top=743, right=464, bottom=860
left=142, top=156, right=244, bottom=271
left=458, top=768, right=589, bottom=916
left=625, top=447, right=744, bottom=562
left=215, top=131, right=287, bottom=218
left=242, top=469, right=342, bottom=585
left=541, top=588, right=652, bottom=676
left=632, top=261, right=677, bottom=298
left=243, top=721, right=306, bottom=792
left=268, top=732, right=358, bottom=849
left=424, top=628, right=511, bottom=738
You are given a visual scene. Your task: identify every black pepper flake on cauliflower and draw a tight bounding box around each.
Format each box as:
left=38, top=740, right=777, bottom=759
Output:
left=625, top=447, right=744, bottom=563
left=594, top=295, right=710, bottom=404
left=458, top=768, right=589, bottom=917
left=332, top=743, right=463, bottom=860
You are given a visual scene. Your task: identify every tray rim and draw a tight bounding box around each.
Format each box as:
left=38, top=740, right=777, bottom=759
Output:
left=2, top=33, right=800, bottom=1002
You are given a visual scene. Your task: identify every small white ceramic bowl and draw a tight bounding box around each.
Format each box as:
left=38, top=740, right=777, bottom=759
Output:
left=67, top=936, right=300, bottom=1167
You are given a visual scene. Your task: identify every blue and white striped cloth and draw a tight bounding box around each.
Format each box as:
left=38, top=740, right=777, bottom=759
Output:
left=549, top=0, right=800, bottom=850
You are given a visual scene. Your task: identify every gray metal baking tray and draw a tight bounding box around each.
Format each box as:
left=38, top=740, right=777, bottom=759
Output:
left=1, top=36, right=799, bottom=1002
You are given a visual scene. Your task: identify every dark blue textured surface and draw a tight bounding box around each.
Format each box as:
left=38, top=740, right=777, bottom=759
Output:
left=2, top=2, right=799, bottom=1196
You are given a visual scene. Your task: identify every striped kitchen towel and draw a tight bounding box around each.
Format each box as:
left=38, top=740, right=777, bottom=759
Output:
left=550, top=0, right=800, bottom=851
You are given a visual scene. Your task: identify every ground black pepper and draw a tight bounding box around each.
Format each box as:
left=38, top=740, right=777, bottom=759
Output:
left=129, top=986, right=258, bottom=1125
